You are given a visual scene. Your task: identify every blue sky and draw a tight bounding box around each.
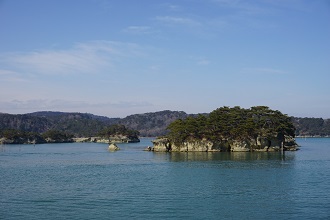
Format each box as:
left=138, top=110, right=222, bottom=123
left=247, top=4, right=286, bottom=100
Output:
left=0, top=0, right=329, bottom=118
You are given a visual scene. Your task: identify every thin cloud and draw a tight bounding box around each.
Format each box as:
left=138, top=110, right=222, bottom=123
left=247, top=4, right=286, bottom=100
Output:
left=241, top=67, right=288, bottom=75
left=0, top=99, right=154, bottom=113
left=156, top=16, right=201, bottom=26
left=261, top=0, right=311, bottom=12
left=212, top=0, right=308, bottom=16
left=197, top=59, right=211, bottom=66
left=188, top=56, right=211, bottom=66
left=123, top=26, right=153, bottom=35
left=0, top=69, right=29, bottom=82
left=0, top=99, right=88, bottom=110
left=0, top=41, right=144, bottom=76
left=209, top=0, right=292, bottom=30
left=160, top=3, right=182, bottom=11
left=212, top=0, right=272, bottom=15
left=167, top=4, right=181, bottom=11
left=0, top=69, right=18, bottom=77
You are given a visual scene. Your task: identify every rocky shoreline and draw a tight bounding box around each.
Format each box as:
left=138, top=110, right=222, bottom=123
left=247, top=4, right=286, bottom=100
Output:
left=0, top=137, right=72, bottom=145
left=0, top=135, right=140, bottom=145
left=148, top=106, right=300, bottom=153
left=73, top=135, right=140, bottom=144
left=150, top=135, right=299, bottom=152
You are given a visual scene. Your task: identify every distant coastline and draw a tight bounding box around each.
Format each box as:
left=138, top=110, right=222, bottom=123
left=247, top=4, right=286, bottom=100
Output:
left=0, top=136, right=140, bottom=145
left=73, top=136, right=140, bottom=144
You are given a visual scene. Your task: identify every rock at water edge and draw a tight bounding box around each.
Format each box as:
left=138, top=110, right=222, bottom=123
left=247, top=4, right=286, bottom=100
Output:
left=108, top=143, right=120, bottom=151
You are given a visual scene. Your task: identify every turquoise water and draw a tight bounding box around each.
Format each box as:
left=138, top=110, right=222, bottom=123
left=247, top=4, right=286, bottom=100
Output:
left=1, top=138, right=330, bottom=219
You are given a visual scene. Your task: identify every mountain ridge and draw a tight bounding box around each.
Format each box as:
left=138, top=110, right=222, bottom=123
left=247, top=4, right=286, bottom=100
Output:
left=1, top=110, right=330, bottom=137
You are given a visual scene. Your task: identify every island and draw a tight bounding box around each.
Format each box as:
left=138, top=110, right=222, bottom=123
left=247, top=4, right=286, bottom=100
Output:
left=0, top=124, right=140, bottom=144
left=151, top=106, right=299, bottom=152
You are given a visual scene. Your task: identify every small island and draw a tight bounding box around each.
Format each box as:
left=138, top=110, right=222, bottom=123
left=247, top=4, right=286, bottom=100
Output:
left=0, top=124, right=140, bottom=145
left=151, top=106, right=298, bottom=152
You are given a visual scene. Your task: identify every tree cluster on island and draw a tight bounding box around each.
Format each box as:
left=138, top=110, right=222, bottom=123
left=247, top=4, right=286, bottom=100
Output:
left=96, top=124, right=140, bottom=143
left=166, top=106, right=295, bottom=144
left=150, top=106, right=298, bottom=152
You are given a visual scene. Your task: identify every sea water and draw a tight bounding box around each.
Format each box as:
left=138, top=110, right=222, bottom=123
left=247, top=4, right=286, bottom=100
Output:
left=1, top=138, right=329, bottom=219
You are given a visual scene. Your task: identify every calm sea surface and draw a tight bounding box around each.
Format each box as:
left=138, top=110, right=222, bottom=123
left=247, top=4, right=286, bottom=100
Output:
left=1, top=138, right=330, bottom=219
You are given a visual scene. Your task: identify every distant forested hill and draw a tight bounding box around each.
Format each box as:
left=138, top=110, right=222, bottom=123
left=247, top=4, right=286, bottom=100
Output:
left=292, top=117, right=330, bottom=136
left=0, top=112, right=120, bottom=137
left=118, top=110, right=190, bottom=136
left=0, top=110, right=190, bottom=137
left=0, top=110, right=329, bottom=137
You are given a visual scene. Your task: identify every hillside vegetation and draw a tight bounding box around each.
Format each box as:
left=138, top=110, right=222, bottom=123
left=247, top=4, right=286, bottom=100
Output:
left=119, top=110, right=190, bottom=136
left=0, top=109, right=329, bottom=139
left=0, top=112, right=119, bottom=137
left=291, top=117, right=330, bottom=136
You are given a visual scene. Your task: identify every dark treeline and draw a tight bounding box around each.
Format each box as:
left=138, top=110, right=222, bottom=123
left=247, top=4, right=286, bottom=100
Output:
left=0, top=124, right=139, bottom=144
left=0, top=129, right=73, bottom=144
left=0, top=112, right=119, bottom=137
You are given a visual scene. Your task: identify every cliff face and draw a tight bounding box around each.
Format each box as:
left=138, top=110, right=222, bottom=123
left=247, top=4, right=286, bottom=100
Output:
left=152, top=135, right=298, bottom=152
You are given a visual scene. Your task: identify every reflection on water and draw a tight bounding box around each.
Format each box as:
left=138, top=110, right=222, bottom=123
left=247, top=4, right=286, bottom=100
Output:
left=0, top=144, right=5, bottom=152
left=167, top=151, right=295, bottom=162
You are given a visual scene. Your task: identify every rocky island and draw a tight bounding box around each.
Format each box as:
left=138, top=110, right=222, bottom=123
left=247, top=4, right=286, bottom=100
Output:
left=0, top=124, right=140, bottom=145
left=151, top=106, right=299, bottom=152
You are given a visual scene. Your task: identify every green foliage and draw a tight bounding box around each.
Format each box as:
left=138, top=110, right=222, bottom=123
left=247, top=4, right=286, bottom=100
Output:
left=0, top=113, right=51, bottom=133
left=0, top=129, right=44, bottom=144
left=97, top=124, right=139, bottom=138
left=0, top=129, right=25, bottom=140
left=249, top=106, right=295, bottom=138
left=166, top=106, right=296, bottom=144
left=42, top=130, right=73, bottom=141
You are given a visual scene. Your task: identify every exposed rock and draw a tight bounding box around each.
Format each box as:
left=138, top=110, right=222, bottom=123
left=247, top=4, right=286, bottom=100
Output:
left=73, top=135, right=140, bottom=144
left=230, top=140, right=251, bottom=152
left=108, top=143, right=120, bottom=151
left=73, top=137, right=92, bottom=143
left=152, top=138, right=171, bottom=152
left=0, top=137, right=15, bottom=144
left=45, top=137, right=73, bottom=143
left=152, top=138, right=222, bottom=152
left=143, top=146, right=153, bottom=151
left=152, top=135, right=299, bottom=152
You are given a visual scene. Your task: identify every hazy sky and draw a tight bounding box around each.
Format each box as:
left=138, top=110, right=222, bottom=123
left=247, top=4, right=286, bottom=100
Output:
left=0, top=0, right=329, bottom=118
